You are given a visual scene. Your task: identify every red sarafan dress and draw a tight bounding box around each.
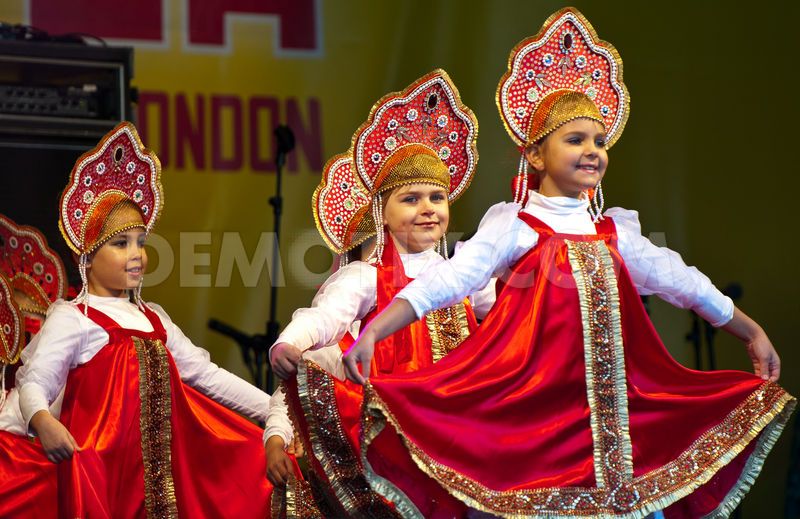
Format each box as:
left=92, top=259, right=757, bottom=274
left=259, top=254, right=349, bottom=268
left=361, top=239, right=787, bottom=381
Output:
left=359, top=213, right=795, bottom=518
left=52, top=304, right=273, bottom=519
left=284, top=235, right=479, bottom=518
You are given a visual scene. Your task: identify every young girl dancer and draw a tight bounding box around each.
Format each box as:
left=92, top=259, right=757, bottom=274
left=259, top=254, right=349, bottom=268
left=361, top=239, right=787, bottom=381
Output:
left=13, top=122, right=291, bottom=518
left=342, top=8, right=794, bottom=518
left=267, top=70, right=494, bottom=517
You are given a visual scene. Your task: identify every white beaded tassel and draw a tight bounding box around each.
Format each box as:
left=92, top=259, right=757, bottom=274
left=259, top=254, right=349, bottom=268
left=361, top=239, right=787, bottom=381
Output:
left=368, top=193, right=385, bottom=265
left=590, top=181, right=605, bottom=223
left=133, top=277, right=145, bottom=310
left=338, top=254, right=349, bottom=270
left=0, top=364, right=6, bottom=412
left=74, top=253, right=90, bottom=315
left=440, top=232, right=449, bottom=259
left=513, top=154, right=529, bottom=205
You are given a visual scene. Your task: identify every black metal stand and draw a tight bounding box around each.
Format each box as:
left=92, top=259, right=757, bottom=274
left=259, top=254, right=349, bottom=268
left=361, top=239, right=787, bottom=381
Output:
left=208, top=125, right=295, bottom=393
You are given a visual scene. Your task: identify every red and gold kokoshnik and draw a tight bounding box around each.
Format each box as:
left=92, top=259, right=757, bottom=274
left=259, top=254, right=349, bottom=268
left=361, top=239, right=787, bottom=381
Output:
left=496, top=7, right=630, bottom=148
left=0, top=214, right=67, bottom=318
left=59, top=122, right=163, bottom=255
left=313, top=69, right=478, bottom=254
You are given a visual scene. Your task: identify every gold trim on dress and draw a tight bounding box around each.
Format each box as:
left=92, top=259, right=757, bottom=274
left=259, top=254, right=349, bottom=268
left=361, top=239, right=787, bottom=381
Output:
left=134, top=337, right=178, bottom=518
left=567, top=239, right=634, bottom=490
left=296, top=360, right=405, bottom=518
left=426, top=301, right=471, bottom=363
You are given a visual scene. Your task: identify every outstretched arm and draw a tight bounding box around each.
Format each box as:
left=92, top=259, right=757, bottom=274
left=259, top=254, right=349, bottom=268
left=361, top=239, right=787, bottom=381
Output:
left=722, top=307, right=780, bottom=382
left=342, top=299, right=417, bottom=384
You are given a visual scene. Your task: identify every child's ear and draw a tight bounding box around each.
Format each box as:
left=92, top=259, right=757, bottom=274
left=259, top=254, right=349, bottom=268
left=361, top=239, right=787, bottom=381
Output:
left=524, top=143, right=545, bottom=172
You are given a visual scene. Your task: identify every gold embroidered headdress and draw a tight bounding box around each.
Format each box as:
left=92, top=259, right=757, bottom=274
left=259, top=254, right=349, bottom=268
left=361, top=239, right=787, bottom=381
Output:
left=496, top=7, right=630, bottom=219
left=58, top=122, right=163, bottom=308
left=313, top=69, right=478, bottom=264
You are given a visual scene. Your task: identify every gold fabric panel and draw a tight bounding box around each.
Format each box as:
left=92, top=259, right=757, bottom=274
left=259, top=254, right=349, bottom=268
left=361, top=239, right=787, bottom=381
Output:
left=426, top=302, right=471, bottom=363
left=134, top=337, right=178, bottom=518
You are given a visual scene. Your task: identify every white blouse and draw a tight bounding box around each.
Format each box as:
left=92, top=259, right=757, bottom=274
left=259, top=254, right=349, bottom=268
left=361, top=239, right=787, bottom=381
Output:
left=398, top=190, right=734, bottom=328
left=15, top=294, right=283, bottom=436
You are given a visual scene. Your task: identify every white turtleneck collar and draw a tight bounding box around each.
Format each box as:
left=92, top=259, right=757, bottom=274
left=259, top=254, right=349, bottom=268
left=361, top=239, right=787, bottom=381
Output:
left=526, top=189, right=589, bottom=214
left=522, top=190, right=597, bottom=235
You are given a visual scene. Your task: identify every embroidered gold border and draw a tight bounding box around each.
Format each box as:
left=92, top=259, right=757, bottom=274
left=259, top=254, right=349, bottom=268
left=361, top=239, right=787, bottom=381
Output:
left=296, top=360, right=404, bottom=518
left=134, top=337, right=178, bottom=518
left=567, top=239, right=634, bottom=491
left=426, top=301, right=471, bottom=363
left=364, top=378, right=793, bottom=518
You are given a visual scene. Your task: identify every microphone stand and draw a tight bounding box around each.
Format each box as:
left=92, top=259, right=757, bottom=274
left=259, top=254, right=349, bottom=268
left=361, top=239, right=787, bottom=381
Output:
left=208, top=125, right=295, bottom=393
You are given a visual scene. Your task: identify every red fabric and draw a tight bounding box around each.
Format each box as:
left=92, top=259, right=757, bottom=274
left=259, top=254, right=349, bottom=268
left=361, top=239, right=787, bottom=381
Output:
left=364, top=214, right=785, bottom=515
left=55, top=305, right=273, bottom=518
left=0, top=431, right=57, bottom=519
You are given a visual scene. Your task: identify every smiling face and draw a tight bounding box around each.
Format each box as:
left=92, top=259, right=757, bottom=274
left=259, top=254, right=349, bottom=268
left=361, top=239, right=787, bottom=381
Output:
left=86, top=228, right=148, bottom=298
left=525, top=118, right=608, bottom=198
left=382, top=183, right=449, bottom=254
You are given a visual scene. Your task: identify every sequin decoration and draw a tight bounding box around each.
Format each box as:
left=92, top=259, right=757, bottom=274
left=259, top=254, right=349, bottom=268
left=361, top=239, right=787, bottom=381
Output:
left=59, top=122, right=163, bottom=255
left=270, top=476, right=327, bottom=519
left=0, top=214, right=68, bottom=319
left=497, top=7, right=630, bottom=148
left=313, top=70, right=479, bottom=255
left=426, top=302, right=471, bottom=363
left=134, top=337, right=178, bottom=518
left=296, top=361, right=404, bottom=518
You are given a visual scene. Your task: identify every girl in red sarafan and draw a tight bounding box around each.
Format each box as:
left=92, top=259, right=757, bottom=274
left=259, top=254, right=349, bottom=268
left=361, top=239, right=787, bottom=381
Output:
left=268, top=70, right=495, bottom=518
left=10, top=123, right=282, bottom=518
left=342, top=7, right=795, bottom=518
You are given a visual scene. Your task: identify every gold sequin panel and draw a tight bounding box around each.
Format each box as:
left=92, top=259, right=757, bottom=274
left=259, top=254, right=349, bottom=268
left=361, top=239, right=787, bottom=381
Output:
left=426, top=301, right=471, bottom=363
left=134, top=337, right=178, bottom=518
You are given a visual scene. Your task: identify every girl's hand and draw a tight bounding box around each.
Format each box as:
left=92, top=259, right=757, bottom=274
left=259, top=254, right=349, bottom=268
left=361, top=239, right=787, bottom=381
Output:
left=265, top=436, right=294, bottom=487
left=30, top=410, right=80, bottom=463
left=271, top=343, right=302, bottom=379
left=721, top=307, right=781, bottom=382
left=286, top=434, right=304, bottom=458
left=343, top=329, right=376, bottom=385
left=745, top=333, right=781, bottom=382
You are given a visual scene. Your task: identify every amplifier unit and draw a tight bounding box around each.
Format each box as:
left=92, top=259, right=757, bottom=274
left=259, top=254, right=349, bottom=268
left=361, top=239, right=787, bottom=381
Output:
left=0, top=40, right=133, bottom=146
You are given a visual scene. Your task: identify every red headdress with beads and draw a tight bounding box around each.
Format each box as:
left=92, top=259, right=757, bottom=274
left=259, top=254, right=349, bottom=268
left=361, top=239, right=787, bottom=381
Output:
left=0, top=215, right=67, bottom=330
left=496, top=7, right=629, bottom=215
left=59, top=122, right=162, bottom=255
left=313, top=69, right=478, bottom=259
left=0, top=273, right=24, bottom=406
left=58, top=122, right=162, bottom=307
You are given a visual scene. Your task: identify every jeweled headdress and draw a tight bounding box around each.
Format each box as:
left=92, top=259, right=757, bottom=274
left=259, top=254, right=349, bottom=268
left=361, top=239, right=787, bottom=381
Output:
left=313, top=69, right=478, bottom=263
left=0, top=214, right=67, bottom=328
left=496, top=7, right=629, bottom=217
left=58, top=122, right=162, bottom=307
left=0, top=273, right=24, bottom=407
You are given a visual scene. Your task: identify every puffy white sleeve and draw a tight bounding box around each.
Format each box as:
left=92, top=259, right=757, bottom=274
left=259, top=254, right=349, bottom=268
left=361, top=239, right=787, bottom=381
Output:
left=398, top=202, right=534, bottom=319
left=17, top=301, right=85, bottom=431
left=262, top=345, right=346, bottom=448
left=148, top=304, right=270, bottom=422
left=606, top=207, right=734, bottom=327
left=271, top=261, right=377, bottom=355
